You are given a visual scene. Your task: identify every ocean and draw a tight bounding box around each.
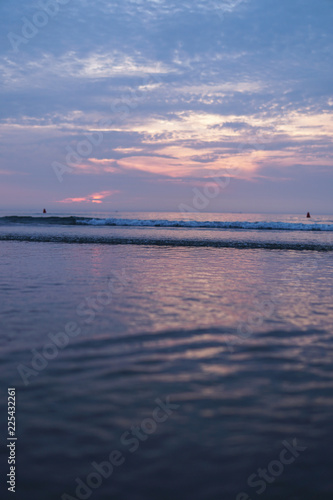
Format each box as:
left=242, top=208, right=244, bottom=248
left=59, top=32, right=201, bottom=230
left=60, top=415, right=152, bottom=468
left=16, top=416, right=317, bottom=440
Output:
left=0, top=211, right=333, bottom=499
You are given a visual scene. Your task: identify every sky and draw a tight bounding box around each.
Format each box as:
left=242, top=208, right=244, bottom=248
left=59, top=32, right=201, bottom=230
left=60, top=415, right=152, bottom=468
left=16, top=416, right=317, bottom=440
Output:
left=0, top=0, right=332, bottom=213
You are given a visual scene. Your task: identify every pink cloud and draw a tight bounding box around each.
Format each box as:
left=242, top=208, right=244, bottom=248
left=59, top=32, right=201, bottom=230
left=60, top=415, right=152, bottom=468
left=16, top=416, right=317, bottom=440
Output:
left=57, top=190, right=118, bottom=204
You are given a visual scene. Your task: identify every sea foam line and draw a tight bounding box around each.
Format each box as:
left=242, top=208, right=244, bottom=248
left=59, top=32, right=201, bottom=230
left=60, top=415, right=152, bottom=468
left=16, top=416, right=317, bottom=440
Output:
left=78, top=218, right=333, bottom=231
left=1, top=216, right=333, bottom=231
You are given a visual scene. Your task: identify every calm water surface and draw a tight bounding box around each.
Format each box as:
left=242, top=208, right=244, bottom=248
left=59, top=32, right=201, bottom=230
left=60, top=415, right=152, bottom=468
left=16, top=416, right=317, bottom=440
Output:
left=0, top=240, right=333, bottom=499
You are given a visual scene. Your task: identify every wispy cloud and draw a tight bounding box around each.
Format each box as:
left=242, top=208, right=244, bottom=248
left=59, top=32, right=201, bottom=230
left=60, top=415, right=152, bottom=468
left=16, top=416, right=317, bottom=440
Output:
left=1, top=0, right=333, bottom=212
left=58, top=190, right=118, bottom=204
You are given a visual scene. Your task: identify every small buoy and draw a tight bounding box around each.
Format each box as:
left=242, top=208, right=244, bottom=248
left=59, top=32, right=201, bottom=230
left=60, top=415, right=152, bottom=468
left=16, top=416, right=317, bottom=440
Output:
left=306, top=212, right=311, bottom=218
left=43, top=208, right=47, bottom=214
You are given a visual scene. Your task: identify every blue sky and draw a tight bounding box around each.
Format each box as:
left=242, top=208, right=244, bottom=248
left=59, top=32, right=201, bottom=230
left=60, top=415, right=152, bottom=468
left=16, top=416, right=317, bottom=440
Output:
left=0, top=0, right=332, bottom=213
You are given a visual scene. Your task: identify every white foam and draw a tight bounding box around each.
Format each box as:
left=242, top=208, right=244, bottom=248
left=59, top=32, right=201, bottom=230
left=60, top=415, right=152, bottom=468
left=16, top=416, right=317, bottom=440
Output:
left=77, top=218, right=333, bottom=231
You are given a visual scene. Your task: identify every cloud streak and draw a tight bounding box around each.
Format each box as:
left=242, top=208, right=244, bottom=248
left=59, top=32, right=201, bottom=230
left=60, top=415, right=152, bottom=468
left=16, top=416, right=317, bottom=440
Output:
left=58, top=190, right=118, bottom=204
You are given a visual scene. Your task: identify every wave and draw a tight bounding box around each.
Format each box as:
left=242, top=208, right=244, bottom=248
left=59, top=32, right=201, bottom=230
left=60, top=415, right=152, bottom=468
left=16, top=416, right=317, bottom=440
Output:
left=1, top=216, right=333, bottom=232
left=1, top=234, right=332, bottom=251
left=0, top=216, right=80, bottom=226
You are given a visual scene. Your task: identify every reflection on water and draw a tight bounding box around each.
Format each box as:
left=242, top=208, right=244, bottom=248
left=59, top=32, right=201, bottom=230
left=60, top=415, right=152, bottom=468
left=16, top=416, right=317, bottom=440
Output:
left=0, top=242, right=333, bottom=499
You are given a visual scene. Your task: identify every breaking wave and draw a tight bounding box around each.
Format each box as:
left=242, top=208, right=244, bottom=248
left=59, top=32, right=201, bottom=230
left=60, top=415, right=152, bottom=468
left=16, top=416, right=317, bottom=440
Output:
left=1, top=216, right=333, bottom=232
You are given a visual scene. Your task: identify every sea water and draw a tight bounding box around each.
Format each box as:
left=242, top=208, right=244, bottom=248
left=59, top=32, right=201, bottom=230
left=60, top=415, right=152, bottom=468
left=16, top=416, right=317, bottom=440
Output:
left=0, top=212, right=333, bottom=499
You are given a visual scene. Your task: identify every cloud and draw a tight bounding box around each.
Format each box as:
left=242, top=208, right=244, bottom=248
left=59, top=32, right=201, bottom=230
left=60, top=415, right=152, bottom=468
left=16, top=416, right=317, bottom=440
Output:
left=0, top=0, right=332, bottom=211
left=58, top=190, right=118, bottom=204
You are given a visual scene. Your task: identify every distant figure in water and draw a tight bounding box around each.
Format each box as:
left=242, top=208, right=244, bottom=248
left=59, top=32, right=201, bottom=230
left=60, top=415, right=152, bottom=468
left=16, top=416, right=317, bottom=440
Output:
left=43, top=208, right=47, bottom=214
left=306, top=212, right=311, bottom=218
